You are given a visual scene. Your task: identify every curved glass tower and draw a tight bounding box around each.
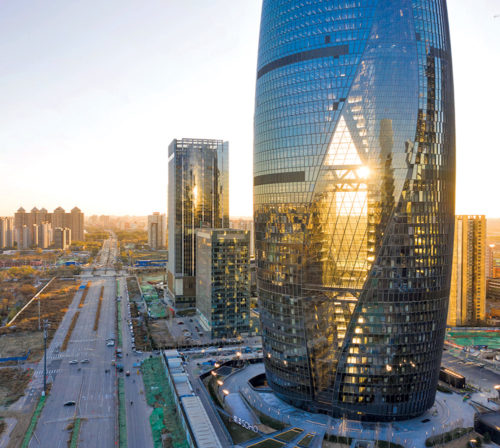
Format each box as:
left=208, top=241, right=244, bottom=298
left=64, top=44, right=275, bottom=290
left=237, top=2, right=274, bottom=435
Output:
left=254, top=0, right=455, bottom=421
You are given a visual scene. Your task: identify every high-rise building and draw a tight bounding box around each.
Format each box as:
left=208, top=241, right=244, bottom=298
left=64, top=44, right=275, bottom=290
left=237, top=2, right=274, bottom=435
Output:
left=0, top=217, right=14, bottom=249
left=448, top=215, right=486, bottom=326
left=51, top=206, right=66, bottom=229
left=20, top=225, right=31, bottom=249
left=31, top=224, right=39, bottom=247
left=53, top=227, right=71, bottom=250
left=254, top=0, right=455, bottom=420
left=148, top=213, right=167, bottom=250
left=12, top=206, right=84, bottom=248
left=486, top=244, right=495, bottom=279
left=69, top=207, right=84, bottom=241
left=230, top=218, right=255, bottom=257
left=38, top=222, right=53, bottom=249
left=196, top=229, right=250, bottom=339
left=14, top=207, right=27, bottom=229
left=167, top=138, right=229, bottom=308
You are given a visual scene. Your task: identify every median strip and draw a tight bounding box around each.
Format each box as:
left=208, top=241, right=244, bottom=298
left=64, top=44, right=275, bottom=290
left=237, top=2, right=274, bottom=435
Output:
left=93, top=286, right=104, bottom=332
left=117, top=300, right=123, bottom=348
left=118, top=378, right=127, bottom=448
left=68, top=418, right=81, bottom=448
left=21, top=394, right=47, bottom=448
left=61, top=311, right=80, bottom=351
left=78, top=282, right=91, bottom=308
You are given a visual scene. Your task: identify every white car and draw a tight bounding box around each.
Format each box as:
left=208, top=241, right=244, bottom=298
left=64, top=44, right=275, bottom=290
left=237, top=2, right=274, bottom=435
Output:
left=69, top=360, right=78, bottom=365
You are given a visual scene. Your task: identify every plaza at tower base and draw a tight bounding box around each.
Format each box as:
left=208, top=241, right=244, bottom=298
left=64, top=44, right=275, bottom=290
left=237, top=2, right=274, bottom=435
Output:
left=254, top=0, right=455, bottom=420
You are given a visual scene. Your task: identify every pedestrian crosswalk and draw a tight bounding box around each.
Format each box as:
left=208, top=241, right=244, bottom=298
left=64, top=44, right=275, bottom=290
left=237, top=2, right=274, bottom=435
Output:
left=33, top=368, right=60, bottom=377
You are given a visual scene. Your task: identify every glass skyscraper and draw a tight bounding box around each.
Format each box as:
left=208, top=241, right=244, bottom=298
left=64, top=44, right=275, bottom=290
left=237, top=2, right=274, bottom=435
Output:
left=167, top=138, right=229, bottom=308
left=254, top=0, right=455, bottom=421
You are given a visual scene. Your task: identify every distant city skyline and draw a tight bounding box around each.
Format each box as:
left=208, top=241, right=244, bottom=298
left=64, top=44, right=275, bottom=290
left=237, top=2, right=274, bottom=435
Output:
left=0, top=0, right=499, bottom=217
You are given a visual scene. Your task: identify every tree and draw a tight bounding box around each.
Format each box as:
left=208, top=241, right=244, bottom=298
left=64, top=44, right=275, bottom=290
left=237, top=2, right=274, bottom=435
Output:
left=19, top=284, right=36, bottom=299
left=8, top=266, right=36, bottom=280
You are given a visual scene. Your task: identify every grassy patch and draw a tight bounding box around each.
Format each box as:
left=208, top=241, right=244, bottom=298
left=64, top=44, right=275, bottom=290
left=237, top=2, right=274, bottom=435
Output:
left=117, top=300, right=123, bottom=348
left=68, top=418, right=81, bottom=448
left=297, top=434, right=314, bottom=447
left=425, top=427, right=473, bottom=447
left=248, top=439, right=285, bottom=448
left=276, top=428, right=304, bottom=442
left=118, top=378, right=127, bottom=448
left=324, top=434, right=353, bottom=445
left=251, top=406, right=288, bottom=431
left=375, top=441, right=405, bottom=448
left=436, top=384, right=453, bottom=394
left=176, top=309, right=196, bottom=317
left=217, top=410, right=259, bottom=444
left=20, top=394, right=46, bottom=448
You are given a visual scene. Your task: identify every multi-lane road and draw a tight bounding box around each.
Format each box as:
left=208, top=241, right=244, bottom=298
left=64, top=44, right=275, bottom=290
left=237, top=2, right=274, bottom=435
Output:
left=118, top=278, right=153, bottom=448
left=26, top=237, right=153, bottom=448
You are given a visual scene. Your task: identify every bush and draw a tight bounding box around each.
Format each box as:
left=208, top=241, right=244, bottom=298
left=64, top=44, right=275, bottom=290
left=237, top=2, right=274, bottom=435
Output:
left=425, top=427, right=473, bottom=447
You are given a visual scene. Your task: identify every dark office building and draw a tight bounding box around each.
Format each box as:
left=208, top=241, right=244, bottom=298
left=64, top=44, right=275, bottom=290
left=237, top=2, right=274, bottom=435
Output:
left=196, top=229, right=250, bottom=339
left=254, top=0, right=455, bottom=420
left=167, top=138, right=229, bottom=308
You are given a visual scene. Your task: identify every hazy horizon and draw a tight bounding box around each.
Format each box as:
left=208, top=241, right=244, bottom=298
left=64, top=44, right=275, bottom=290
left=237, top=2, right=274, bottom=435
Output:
left=1, top=0, right=499, bottom=217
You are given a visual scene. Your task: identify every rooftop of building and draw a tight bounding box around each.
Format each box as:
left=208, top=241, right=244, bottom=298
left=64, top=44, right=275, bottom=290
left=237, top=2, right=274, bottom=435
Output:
left=181, top=395, right=222, bottom=448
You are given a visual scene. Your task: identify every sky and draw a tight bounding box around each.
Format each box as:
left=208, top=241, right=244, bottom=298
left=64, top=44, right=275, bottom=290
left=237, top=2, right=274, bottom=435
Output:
left=0, top=0, right=499, bottom=218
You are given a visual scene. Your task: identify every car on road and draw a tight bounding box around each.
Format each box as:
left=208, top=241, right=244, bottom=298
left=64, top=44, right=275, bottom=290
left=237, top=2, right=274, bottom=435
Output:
left=106, top=341, right=115, bottom=347
left=177, top=321, right=184, bottom=325
left=69, top=360, right=78, bottom=365
left=64, top=401, right=76, bottom=406
left=125, top=371, right=130, bottom=376
left=80, top=359, right=90, bottom=363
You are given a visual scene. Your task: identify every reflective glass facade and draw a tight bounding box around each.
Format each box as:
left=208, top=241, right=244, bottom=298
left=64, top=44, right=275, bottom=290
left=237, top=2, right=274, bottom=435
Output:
left=254, top=0, right=455, bottom=421
left=167, top=138, right=229, bottom=308
left=196, top=229, right=251, bottom=339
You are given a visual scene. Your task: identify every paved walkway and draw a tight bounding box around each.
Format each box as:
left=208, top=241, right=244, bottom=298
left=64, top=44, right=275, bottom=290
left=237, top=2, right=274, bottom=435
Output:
left=225, top=362, right=481, bottom=448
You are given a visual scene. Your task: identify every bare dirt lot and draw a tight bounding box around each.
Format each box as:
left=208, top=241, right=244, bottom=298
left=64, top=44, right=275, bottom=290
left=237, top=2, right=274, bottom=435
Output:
left=149, top=319, right=175, bottom=347
left=0, top=279, right=79, bottom=361
left=0, top=368, right=33, bottom=407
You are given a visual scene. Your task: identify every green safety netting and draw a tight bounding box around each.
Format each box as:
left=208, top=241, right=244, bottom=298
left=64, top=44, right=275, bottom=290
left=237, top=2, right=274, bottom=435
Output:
left=150, top=407, right=165, bottom=448
left=141, top=358, right=189, bottom=448
left=447, top=331, right=500, bottom=349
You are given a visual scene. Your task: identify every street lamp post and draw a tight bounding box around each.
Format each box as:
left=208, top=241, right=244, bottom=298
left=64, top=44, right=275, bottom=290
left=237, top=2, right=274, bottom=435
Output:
left=42, top=319, right=50, bottom=396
